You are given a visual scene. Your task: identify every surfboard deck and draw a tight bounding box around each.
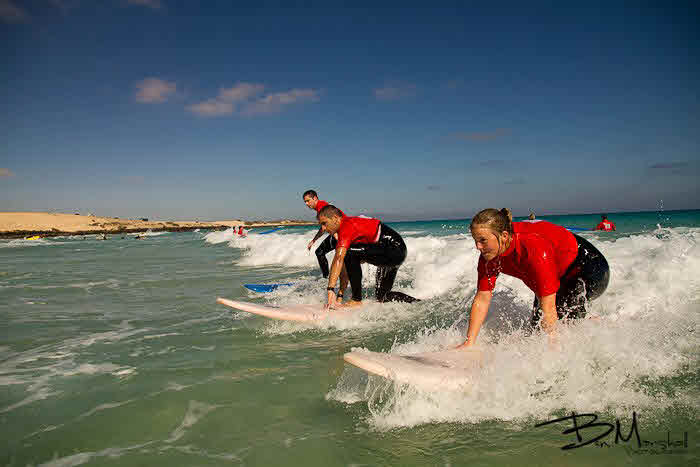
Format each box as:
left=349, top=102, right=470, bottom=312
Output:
left=217, top=297, right=357, bottom=323
left=243, top=283, right=294, bottom=293
left=343, top=348, right=482, bottom=389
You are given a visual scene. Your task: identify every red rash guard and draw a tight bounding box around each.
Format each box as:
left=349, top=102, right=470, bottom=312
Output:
left=315, top=200, right=344, bottom=216
left=477, top=220, right=578, bottom=297
left=314, top=200, right=329, bottom=213
left=336, top=216, right=381, bottom=249
left=595, top=220, right=615, bottom=231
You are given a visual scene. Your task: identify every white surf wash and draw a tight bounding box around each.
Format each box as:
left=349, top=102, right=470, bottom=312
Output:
left=328, top=227, right=700, bottom=429
left=228, top=229, right=536, bottom=335
left=225, top=230, right=483, bottom=334
left=203, top=227, right=235, bottom=244
left=222, top=229, right=485, bottom=298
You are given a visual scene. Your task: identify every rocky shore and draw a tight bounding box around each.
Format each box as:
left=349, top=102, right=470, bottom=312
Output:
left=0, top=212, right=315, bottom=239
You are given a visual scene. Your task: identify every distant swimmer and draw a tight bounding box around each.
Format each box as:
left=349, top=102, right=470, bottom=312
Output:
left=528, top=212, right=536, bottom=220
left=303, top=190, right=344, bottom=279
left=317, top=205, right=419, bottom=309
left=459, top=208, right=610, bottom=347
left=594, top=214, right=616, bottom=231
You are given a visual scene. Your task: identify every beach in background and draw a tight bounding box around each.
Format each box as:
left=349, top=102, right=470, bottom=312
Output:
left=1, top=209, right=698, bottom=466
left=0, top=212, right=314, bottom=239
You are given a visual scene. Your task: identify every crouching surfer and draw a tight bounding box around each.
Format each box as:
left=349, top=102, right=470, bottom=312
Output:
left=459, top=208, right=610, bottom=347
left=317, top=205, right=419, bottom=309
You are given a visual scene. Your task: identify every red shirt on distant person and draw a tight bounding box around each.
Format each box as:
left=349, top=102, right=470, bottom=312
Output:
left=595, top=218, right=616, bottom=231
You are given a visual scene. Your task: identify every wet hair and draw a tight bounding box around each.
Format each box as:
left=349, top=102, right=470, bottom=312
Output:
left=317, top=204, right=343, bottom=220
left=601, top=214, right=607, bottom=220
left=302, top=190, right=318, bottom=199
left=470, top=208, right=514, bottom=260
left=470, top=208, right=514, bottom=235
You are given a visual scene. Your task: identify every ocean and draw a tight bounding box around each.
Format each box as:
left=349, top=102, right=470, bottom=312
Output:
left=1, top=210, right=698, bottom=466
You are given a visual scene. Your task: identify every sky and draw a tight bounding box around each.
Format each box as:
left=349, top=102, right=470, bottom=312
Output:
left=1, top=1, right=698, bottom=222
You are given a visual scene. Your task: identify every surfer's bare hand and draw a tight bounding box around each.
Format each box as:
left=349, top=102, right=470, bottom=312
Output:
left=307, top=240, right=314, bottom=251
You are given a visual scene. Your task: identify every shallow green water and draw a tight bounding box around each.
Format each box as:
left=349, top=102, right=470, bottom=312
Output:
left=1, top=216, right=698, bottom=466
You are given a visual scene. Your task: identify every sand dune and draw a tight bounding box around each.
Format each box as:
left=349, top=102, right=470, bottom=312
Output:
left=0, top=212, right=313, bottom=238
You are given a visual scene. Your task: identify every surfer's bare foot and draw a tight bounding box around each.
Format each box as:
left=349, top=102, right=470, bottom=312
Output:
left=337, top=300, right=363, bottom=308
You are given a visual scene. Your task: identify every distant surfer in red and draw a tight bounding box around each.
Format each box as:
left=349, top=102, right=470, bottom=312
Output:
left=594, top=214, right=616, bottom=231
left=459, top=208, right=609, bottom=348
left=317, top=205, right=419, bottom=309
left=303, top=190, right=343, bottom=280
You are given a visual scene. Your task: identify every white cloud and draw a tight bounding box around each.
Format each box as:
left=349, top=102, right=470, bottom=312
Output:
left=187, top=83, right=264, bottom=117
left=0, top=0, right=28, bottom=23
left=134, top=78, right=177, bottom=103
left=126, top=0, right=162, bottom=10
left=219, top=83, right=265, bottom=102
left=0, top=168, right=15, bottom=177
left=374, top=83, right=417, bottom=101
left=187, top=98, right=234, bottom=117
left=188, top=83, right=319, bottom=118
left=242, top=88, right=320, bottom=116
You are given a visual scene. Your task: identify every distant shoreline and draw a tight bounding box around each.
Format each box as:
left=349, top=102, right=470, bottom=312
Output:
left=0, top=212, right=316, bottom=239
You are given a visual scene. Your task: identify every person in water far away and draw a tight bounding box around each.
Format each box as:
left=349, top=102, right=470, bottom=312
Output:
left=459, top=208, right=610, bottom=347
left=594, top=214, right=616, bottom=231
left=303, top=190, right=344, bottom=280
left=317, top=205, right=419, bottom=309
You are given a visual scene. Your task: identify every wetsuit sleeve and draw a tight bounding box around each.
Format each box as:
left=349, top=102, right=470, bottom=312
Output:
left=522, top=238, right=560, bottom=297
left=477, top=256, right=498, bottom=291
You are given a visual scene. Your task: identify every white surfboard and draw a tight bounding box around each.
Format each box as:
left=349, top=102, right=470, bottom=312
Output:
left=343, top=348, right=483, bottom=390
left=216, top=297, right=357, bottom=323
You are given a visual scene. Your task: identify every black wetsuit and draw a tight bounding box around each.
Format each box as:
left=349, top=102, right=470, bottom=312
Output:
left=343, top=224, right=419, bottom=303
left=315, top=234, right=337, bottom=278
left=531, top=234, right=610, bottom=327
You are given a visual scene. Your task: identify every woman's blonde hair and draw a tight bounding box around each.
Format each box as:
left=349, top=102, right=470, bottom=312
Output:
left=469, top=208, right=514, bottom=235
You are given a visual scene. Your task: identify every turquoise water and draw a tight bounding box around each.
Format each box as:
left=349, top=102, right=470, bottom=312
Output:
left=1, top=210, right=698, bottom=466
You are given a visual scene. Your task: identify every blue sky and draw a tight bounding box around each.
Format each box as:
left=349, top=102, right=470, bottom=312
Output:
left=1, top=1, right=698, bottom=221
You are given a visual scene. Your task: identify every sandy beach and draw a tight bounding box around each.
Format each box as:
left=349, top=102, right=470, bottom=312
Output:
left=0, top=212, right=314, bottom=239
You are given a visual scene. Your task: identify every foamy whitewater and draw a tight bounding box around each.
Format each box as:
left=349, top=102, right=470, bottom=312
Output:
left=2, top=210, right=698, bottom=466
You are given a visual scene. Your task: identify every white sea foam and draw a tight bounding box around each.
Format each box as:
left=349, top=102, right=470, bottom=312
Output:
left=327, top=227, right=700, bottom=428
left=203, top=227, right=235, bottom=244
left=0, top=238, right=53, bottom=248
left=140, top=230, right=167, bottom=237
left=0, top=321, right=149, bottom=414
left=236, top=232, right=319, bottom=267
left=165, top=400, right=220, bottom=443
left=38, top=442, right=154, bottom=467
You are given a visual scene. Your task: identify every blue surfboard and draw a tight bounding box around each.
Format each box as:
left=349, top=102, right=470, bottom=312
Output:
left=244, top=283, right=294, bottom=293
left=564, top=226, right=589, bottom=232
left=257, top=227, right=284, bottom=235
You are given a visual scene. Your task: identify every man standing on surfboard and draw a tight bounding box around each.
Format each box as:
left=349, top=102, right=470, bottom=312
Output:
left=317, top=205, right=419, bottom=309
left=303, top=190, right=344, bottom=279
